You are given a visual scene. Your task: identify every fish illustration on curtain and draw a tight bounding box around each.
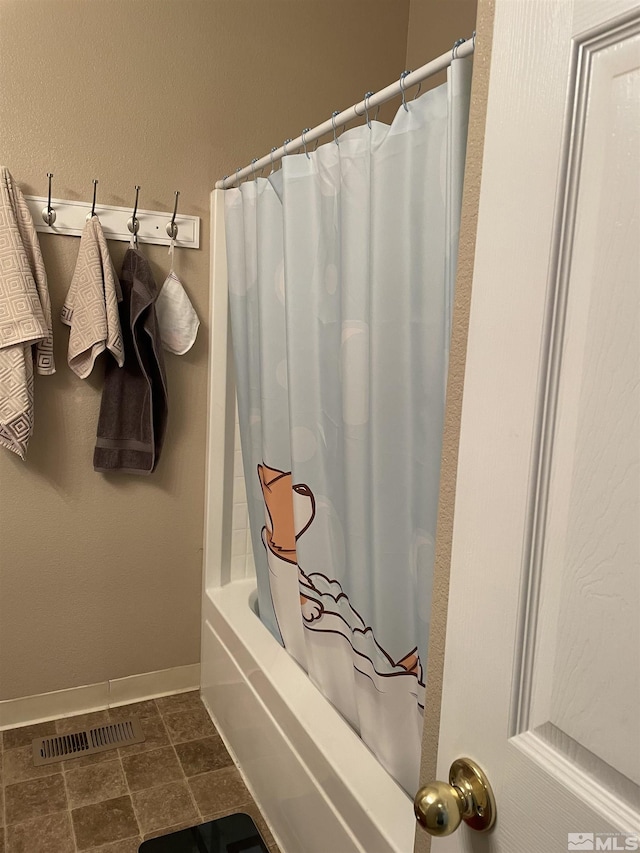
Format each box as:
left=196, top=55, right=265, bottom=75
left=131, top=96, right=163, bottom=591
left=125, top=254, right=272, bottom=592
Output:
left=258, top=463, right=425, bottom=736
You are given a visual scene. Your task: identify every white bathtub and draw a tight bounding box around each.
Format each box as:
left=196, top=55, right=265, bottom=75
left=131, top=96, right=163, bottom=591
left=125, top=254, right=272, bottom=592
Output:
left=200, top=579, right=416, bottom=853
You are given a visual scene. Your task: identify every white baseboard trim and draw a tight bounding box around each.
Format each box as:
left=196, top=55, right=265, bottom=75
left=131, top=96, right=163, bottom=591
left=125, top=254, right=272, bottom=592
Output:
left=0, top=663, right=201, bottom=730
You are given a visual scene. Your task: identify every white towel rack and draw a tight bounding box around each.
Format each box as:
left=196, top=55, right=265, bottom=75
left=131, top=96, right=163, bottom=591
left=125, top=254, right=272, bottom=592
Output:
left=24, top=195, right=200, bottom=248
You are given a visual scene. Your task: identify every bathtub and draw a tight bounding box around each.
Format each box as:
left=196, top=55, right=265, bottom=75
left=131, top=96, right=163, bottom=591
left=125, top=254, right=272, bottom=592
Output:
left=202, top=191, right=416, bottom=853
left=200, top=579, right=416, bottom=853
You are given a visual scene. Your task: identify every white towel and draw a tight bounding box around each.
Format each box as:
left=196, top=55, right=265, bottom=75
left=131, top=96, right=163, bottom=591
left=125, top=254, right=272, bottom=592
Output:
left=61, top=215, right=123, bottom=378
left=155, top=271, right=199, bottom=355
left=0, top=167, right=55, bottom=460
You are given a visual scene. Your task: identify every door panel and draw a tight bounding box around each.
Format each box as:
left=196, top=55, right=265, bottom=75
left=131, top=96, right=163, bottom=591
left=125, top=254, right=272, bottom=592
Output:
left=529, top=22, right=639, bottom=792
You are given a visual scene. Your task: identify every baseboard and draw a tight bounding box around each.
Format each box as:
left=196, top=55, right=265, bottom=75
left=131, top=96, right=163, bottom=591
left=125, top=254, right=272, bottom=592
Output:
left=0, top=663, right=201, bottom=730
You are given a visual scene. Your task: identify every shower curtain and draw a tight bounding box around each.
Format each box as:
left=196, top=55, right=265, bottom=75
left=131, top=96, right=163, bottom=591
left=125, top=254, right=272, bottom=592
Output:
left=224, top=58, right=472, bottom=795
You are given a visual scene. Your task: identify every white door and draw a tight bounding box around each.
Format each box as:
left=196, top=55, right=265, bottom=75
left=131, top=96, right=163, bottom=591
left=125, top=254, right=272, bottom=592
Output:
left=430, top=1, right=640, bottom=851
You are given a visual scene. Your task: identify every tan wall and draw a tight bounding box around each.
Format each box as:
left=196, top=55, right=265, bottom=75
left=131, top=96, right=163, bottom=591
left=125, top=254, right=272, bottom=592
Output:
left=405, top=0, right=478, bottom=87
left=0, top=0, right=410, bottom=702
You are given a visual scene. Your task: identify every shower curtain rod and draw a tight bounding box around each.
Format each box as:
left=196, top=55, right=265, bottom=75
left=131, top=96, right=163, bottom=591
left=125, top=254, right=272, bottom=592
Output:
left=215, top=36, right=475, bottom=190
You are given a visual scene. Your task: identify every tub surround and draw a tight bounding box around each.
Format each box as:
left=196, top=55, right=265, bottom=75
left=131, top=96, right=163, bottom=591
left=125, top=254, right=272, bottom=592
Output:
left=201, top=580, right=415, bottom=853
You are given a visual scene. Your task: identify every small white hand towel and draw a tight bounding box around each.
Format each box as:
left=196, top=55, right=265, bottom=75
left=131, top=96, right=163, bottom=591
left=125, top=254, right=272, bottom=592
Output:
left=155, top=271, right=199, bottom=355
left=61, top=216, right=124, bottom=379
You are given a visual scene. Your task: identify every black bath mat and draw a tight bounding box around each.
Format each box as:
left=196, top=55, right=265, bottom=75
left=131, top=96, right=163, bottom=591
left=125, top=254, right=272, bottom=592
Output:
left=138, top=812, right=269, bottom=853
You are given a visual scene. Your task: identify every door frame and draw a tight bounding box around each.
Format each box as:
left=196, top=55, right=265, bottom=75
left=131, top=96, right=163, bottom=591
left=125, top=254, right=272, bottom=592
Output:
left=415, top=1, right=496, bottom=849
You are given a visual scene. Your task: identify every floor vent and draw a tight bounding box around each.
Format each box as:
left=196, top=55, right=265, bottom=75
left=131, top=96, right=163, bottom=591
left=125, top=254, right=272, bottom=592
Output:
left=32, top=716, right=145, bottom=766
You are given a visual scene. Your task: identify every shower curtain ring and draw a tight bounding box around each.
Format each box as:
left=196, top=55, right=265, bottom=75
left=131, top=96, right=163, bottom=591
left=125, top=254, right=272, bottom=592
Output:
left=331, top=110, right=340, bottom=145
left=251, top=158, right=259, bottom=181
left=222, top=175, right=229, bottom=189
left=400, top=70, right=412, bottom=111
left=363, top=92, right=374, bottom=129
left=452, top=38, right=466, bottom=59
left=283, top=138, right=292, bottom=157
left=301, top=129, right=311, bottom=159
left=235, top=167, right=242, bottom=186
left=269, top=147, right=278, bottom=174
left=472, top=30, right=476, bottom=49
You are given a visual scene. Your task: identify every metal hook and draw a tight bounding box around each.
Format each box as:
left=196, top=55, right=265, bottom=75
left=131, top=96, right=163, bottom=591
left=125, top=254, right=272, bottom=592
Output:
left=413, top=81, right=422, bottom=100
left=363, top=92, right=374, bottom=129
left=284, top=139, right=292, bottom=157
left=166, top=190, right=180, bottom=239
left=400, top=70, right=412, bottom=111
left=127, top=185, right=141, bottom=239
left=251, top=158, right=259, bottom=181
left=222, top=175, right=229, bottom=189
left=301, top=128, right=311, bottom=159
left=452, top=38, right=466, bottom=60
left=331, top=110, right=341, bottom=145
left=90, top=179, right=98, bottom=217
left=269, top=147, right=278, bottom=174
left=85, top=179, right=99, bottom=221
left=472, top=30, right=476, bottom=49
left=42, top=173, right=56, bottom=226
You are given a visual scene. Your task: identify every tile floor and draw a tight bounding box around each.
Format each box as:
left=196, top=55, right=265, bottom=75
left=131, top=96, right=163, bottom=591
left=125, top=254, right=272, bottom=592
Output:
left=0, top=692, right=280, bottom=853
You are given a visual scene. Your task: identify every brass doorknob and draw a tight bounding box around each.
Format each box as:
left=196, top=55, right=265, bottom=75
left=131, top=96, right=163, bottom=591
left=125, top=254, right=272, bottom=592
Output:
left=414, top=757, right=496, bottom=836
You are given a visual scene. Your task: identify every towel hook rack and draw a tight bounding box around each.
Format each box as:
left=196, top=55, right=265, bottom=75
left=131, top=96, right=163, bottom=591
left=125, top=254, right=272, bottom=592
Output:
left=166, top=190, right=180, bottom=239
left=42, top=173, right=56, bottom=226
left=127, top=185, right=141, bottom=236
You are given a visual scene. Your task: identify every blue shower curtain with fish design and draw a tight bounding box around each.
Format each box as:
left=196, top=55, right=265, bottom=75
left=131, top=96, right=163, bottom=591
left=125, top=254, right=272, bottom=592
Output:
left=223, top=58, right=472, bottom=794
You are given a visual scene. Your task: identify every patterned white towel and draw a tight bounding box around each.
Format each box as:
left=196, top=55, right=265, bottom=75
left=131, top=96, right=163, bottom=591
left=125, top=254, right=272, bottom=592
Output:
left=61, top=215, right=123, bottom=378
left=0, top=167, right=55, bottom=460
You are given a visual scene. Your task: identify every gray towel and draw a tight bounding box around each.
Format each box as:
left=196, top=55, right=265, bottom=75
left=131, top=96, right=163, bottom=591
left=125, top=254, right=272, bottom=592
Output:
left=93, top=248, right=168, bottom=474
left=0, top=166, right=55, bottom=459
